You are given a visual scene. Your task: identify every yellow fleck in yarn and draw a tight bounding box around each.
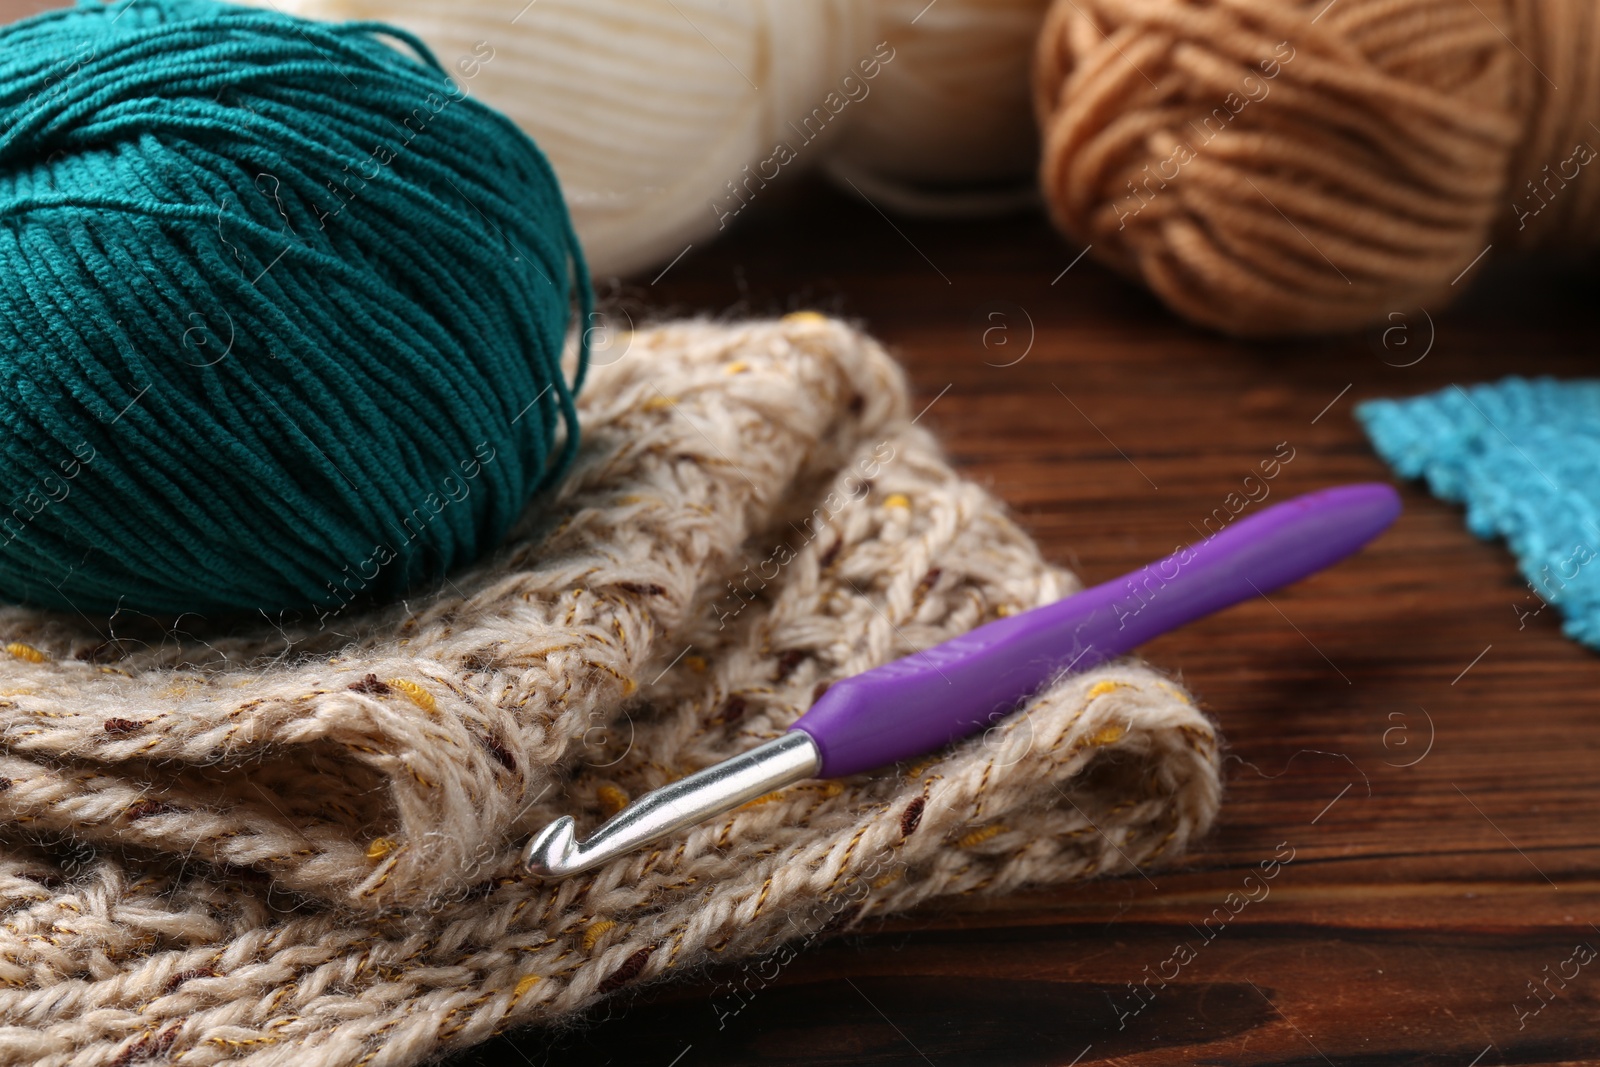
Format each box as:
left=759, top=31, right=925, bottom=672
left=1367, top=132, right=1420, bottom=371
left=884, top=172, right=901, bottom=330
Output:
left=596, top=785, right=629, bottom=817
left=957, top=824, right=1007, bottom=848
left=884, top=493, right=911, bottom=510
left=581, top=921, right=617, bottom=951
left=4, top=643, right=44, bottom=664
left=386, top=679, right=437, bottom=716
left=365, top=838, right=397, bottom=860
left=1090, top=724, right=1126, bottom=745
left=1157, top=681, right=1193, bottom=705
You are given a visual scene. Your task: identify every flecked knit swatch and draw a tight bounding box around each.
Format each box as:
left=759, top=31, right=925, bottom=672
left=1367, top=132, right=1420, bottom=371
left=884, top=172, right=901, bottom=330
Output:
left=1359, top=376, right=1600, bottom=648
left=0, top=316, right=1221, bottom=1066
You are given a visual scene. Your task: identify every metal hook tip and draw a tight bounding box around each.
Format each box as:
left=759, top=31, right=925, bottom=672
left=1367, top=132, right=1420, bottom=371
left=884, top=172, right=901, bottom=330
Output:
left=522, top=814, right=579, bottom=877
left=517, top=732, right=822, bottom=879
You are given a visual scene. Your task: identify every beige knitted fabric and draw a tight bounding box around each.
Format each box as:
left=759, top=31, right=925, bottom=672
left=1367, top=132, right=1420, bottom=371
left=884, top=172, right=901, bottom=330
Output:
left=0, top=315, right=1221, bottom=1066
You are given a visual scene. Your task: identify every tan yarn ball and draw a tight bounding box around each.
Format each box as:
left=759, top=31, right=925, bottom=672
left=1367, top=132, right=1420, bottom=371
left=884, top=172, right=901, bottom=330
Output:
left=1034, top=0, right=1600, bottom=335
left=826, top=0, right=1054, bottom=213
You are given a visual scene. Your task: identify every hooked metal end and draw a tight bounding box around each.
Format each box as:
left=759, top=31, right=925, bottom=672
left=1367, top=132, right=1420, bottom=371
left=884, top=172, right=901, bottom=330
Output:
left=522, top=815, right=579, bottom=876
left=522, top=731, right=822, bottom=878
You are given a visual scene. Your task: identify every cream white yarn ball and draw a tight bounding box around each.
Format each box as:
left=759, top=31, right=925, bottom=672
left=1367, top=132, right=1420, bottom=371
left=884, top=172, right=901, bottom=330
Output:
left=267, top=0, right=874, bottom=278
left=261, top=0, right=1049, bottom=271
left=826, top=0, right=1053, bottom=211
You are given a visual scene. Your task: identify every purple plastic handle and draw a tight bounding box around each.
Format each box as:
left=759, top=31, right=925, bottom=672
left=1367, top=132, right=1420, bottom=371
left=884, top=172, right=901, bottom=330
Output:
left=791, top=482, right=1401, bottom=777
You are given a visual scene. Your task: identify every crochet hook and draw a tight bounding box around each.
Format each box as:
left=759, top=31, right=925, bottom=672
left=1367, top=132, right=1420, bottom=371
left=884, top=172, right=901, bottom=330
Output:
left=523, top=481, right=1401, bottom=877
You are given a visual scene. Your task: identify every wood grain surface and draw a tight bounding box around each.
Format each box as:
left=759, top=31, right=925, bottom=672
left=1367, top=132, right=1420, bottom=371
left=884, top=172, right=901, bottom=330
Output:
left=458, top=179, right=1600, bottom=1065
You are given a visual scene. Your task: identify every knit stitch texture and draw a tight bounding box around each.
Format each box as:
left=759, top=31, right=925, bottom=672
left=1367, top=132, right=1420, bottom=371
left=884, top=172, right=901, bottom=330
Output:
left=0, top=316, right=1221, bottom=1066
left=1359, top=376, right=1600, bottom=648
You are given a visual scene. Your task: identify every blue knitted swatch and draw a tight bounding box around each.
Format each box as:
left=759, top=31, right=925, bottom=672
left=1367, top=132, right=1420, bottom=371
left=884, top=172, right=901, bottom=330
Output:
left=1357, top=377, right=1600, bottom=649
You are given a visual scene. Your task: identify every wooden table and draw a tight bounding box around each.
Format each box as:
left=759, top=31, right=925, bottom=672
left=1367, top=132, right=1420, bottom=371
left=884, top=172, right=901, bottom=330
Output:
left=460, top=178, right=1600, bottom=1065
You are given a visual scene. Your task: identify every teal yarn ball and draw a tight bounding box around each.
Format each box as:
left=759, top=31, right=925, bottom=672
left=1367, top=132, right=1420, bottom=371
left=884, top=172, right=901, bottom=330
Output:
left=0, top=0, right=589, bottom=617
